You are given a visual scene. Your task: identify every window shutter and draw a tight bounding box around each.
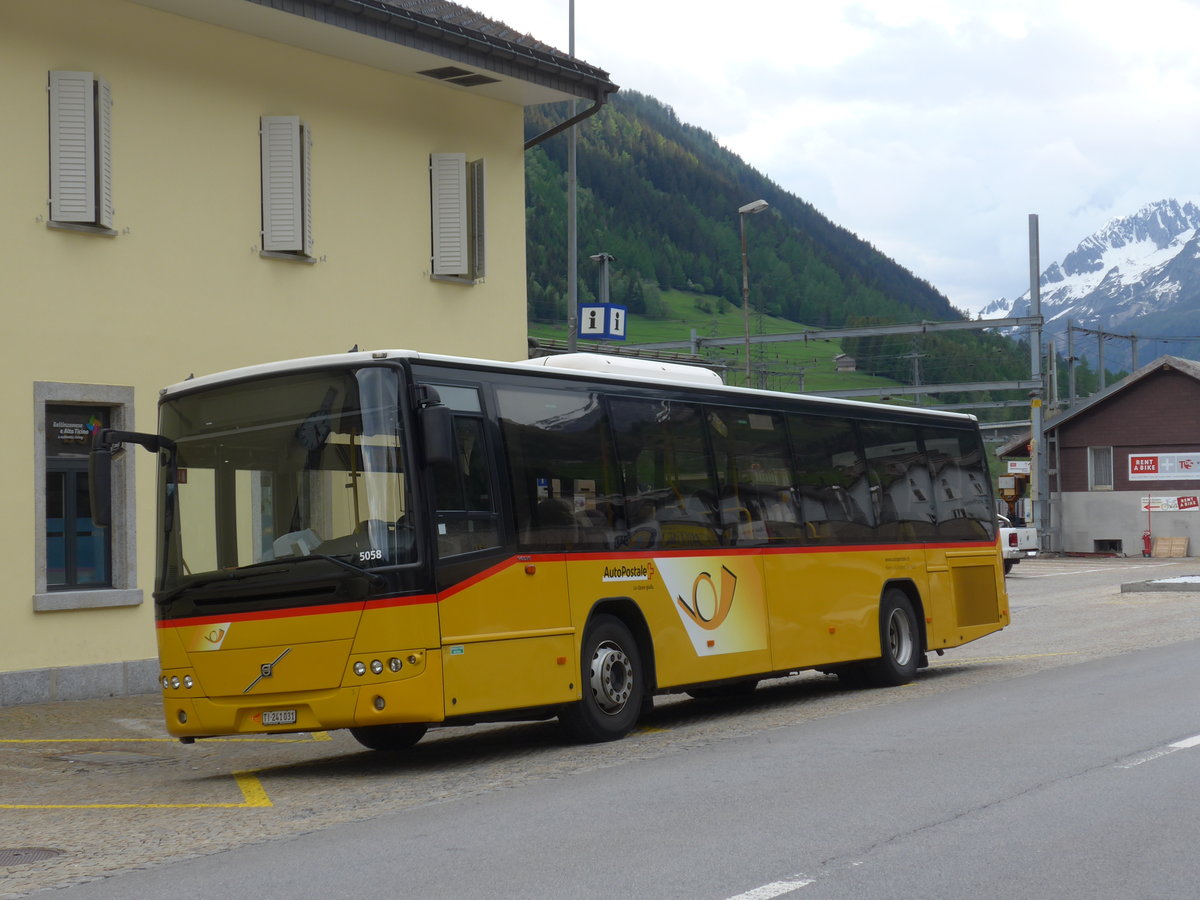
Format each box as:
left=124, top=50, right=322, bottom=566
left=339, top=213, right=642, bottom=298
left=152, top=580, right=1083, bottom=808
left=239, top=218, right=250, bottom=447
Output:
left=49, top=71, right=96, bottom=223
left=300, top=123, right=313, bottom=257
left=430, top=152, right=467, bottom=275
left=261, top=116, right=303, bottom=252
left=95, top=75, right=114, bottom=228
left=467, top=158, right=485, bottom=279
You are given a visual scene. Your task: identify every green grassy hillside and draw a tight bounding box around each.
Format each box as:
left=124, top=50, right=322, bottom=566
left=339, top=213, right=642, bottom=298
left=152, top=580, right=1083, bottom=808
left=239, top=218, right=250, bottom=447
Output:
left=529, top=288, right=907, bottom=395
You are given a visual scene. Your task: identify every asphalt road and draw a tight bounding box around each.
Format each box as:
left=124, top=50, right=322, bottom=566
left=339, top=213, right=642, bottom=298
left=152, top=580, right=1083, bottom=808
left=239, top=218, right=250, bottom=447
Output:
left=5, top=556, right=1200, bottom=898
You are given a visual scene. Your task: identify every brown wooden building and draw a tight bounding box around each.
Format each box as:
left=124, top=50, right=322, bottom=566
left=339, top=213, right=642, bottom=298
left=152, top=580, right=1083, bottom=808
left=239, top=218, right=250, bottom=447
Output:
left=1010, top=356, right=1200, bottom=555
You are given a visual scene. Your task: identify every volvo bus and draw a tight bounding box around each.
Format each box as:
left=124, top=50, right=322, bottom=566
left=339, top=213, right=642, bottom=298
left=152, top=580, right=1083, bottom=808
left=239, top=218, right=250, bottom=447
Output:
left=92, top=350, right=1009, bottom=749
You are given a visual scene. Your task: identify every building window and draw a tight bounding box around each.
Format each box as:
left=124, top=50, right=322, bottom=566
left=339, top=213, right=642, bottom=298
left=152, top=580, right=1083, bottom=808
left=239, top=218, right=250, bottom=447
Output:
left=45, top=406, right=111, bottom=589
left=48, top=70, right=114, bottom=232
left=34, top=383, right=141, bottom=612
left=1088, top=446, right=1114, bottom=491
left=430, top=153, right=485, bottom=282
left=260, top=116, right=313, bottom=259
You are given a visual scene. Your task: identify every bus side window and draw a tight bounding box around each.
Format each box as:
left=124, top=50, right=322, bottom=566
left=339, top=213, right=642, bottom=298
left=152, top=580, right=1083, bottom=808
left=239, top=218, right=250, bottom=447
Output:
left=859, top=421, right=936, bottom=542
left=788, top=414, right=875, bottom=544
left=707, top=407, right=796, bottom=545
left=609, top=398, right=720, bottom=549
left=495, top=386, right=623, bottom=551
left=423, top=384, right=500, bottom=558
left=922, top=425, right=995, bottom=541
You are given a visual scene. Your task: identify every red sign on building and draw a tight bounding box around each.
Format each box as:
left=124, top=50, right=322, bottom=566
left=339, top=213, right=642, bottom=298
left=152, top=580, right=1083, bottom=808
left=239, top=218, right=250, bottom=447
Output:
left=1130, top=456, right=1159, bottom=475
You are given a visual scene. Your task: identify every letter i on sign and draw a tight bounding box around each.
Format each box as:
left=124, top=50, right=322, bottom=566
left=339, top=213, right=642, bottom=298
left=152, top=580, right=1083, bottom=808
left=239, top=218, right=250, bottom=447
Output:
left=610, top=308, right=624, bottom=337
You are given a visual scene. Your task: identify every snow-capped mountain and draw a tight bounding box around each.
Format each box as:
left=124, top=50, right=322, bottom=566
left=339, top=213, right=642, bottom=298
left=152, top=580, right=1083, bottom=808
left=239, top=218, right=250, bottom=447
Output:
left=982, top=199, right=1200, bottom=369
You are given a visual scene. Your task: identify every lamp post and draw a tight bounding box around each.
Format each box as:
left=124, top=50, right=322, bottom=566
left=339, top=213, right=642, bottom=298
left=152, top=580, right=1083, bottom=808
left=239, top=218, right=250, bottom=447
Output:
left=739, top=199, right=769, bottom=384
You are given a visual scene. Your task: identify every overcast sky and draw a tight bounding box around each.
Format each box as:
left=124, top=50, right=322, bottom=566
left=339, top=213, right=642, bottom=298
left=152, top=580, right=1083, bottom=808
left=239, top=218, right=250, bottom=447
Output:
left=481, top=0, right=1200, bottom=315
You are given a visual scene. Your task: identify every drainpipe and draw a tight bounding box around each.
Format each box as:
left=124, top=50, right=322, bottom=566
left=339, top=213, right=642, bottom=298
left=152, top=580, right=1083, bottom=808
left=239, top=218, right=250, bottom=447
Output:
left=524, top=92, right=608, bottom=149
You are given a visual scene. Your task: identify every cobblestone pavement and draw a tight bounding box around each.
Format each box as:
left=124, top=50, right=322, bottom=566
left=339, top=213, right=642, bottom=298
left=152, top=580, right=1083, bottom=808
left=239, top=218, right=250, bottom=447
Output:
left=3, top=556, right=1199, bottom=896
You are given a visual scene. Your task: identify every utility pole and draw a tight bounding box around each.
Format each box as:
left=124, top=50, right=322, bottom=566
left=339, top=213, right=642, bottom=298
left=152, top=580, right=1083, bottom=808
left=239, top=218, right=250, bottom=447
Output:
left=1028, top=215, right=1047, bottom=545
left=1047, top=337, right=1058, bottom=407
left=1067, top=320, right=1076, bottom=405
left=566, top=0, right=578, bottom=351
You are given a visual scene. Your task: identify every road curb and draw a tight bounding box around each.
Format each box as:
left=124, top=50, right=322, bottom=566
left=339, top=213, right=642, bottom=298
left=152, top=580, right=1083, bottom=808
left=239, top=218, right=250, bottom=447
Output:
left=1120, top=580, right=1200, bottom=593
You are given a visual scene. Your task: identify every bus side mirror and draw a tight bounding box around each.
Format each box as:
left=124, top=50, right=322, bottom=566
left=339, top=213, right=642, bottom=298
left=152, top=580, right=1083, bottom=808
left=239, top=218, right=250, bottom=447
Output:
left=89, top=446, right=114, bottom=528
left=87, top=428, right=175, bottom=529
left=420, top=402, right=454, bottom=466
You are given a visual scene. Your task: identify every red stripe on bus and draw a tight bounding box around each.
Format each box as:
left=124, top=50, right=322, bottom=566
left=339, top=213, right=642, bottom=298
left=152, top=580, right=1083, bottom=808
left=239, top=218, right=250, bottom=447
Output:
left=157, top=540, right=995, bottom=628
left=156, top=594, right=437, bottom=628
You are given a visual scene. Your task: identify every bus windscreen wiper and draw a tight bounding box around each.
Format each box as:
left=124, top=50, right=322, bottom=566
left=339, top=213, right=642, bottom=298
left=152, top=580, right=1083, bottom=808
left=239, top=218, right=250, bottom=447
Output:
left=284, top=553, right=386, bottom=586
left=156, top=554, right=383, bottom=604
left=154, top=565, right=286, bottom=604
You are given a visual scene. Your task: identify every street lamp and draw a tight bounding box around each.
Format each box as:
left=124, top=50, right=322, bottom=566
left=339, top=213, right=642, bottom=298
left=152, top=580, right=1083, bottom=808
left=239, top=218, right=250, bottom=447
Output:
left=590, top=252, right=615, bottom=303
left=739, top=199, right=769, bottom=384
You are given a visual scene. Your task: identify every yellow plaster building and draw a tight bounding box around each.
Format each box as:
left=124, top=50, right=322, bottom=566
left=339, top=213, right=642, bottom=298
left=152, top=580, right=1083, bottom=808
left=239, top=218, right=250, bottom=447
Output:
left=0, top=0, right=615, bottom=705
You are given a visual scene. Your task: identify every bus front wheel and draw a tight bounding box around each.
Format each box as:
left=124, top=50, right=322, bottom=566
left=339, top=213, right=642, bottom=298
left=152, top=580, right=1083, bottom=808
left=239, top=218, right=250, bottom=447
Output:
left=348, top=723, right=428, bottom=751
left=560, top=614, right=643, bottom=743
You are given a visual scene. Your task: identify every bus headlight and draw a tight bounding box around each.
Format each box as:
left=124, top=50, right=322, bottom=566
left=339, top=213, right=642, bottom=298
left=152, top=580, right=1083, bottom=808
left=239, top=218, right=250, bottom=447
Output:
left=353, top=661, right=367, bottom=677
left=370, top=659, right=384, bottom=675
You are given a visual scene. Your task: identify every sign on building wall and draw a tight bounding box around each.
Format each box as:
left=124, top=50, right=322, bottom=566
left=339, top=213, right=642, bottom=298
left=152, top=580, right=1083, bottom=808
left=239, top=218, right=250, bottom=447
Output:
left=1128, top=453, right=1200, bottom=480
left=1007, top=459, right=1031, bottom=474
left=1140, top=495, right=1200, bottom=512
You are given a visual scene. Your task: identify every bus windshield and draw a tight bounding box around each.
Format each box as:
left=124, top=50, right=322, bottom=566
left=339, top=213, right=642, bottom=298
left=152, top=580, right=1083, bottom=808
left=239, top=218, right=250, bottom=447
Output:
left=156, top=366, right=413, bottom=595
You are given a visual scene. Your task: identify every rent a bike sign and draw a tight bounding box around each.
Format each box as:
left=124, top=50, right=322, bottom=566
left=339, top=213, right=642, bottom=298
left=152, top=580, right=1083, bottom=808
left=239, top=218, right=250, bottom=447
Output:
left=1129, top=453, right=1200, bottom=480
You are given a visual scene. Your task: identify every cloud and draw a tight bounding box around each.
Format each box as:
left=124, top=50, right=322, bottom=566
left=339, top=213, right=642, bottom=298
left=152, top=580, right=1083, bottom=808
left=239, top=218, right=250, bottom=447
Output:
left=483, top=0, right=1200, bottom=313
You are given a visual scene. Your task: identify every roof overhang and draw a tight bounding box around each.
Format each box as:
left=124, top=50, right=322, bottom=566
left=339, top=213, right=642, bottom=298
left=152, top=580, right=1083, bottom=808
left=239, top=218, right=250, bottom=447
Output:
left=129, top=0, right=616, bottom=107
left=1043, top=354, right=1200, bottom=436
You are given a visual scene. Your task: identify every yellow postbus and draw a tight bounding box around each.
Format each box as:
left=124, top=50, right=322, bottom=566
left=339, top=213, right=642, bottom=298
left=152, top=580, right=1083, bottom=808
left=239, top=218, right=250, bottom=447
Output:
left=92, top=350, right=1008, bottom=749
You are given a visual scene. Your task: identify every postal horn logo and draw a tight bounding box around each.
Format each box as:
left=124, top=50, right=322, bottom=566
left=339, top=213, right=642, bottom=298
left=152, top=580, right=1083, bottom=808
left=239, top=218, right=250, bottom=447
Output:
left=676, top=565, right=737, bottom=631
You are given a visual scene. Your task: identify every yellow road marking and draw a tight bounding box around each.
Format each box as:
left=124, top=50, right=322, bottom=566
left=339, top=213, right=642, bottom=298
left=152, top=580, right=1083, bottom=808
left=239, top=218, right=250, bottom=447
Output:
left=0, top=733, right=308, bottom=809
left=0, top=771, right=272, bottom=810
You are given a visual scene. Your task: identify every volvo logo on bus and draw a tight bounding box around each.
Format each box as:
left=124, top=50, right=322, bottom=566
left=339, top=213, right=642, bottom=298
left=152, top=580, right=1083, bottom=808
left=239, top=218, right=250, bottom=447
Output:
left=243, top=648, right=292, bottom=694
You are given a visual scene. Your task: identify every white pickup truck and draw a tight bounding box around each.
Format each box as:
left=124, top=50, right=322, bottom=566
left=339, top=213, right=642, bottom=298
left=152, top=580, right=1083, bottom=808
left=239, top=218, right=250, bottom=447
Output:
left=998, top=514, right=1038, bottom=574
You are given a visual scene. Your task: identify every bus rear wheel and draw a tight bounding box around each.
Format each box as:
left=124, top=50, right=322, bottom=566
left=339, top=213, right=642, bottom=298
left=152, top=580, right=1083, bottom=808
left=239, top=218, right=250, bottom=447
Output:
left=840, top=588, right=919, bottom=688
left=348, top=723, right=428, bottom=751
left=560, top=614, right=643, bottom=743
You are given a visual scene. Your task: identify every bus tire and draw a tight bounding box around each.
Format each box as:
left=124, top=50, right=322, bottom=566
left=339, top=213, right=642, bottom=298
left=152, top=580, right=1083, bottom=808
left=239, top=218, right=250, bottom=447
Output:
left=856, top=588, right=919, bottom=688
left=560, top=614, right=643, bottom=743
left=348, top=723, right=428, bottom=751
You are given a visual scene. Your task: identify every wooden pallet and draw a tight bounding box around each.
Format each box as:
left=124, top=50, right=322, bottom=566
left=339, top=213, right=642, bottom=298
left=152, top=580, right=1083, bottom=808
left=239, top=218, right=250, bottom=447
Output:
left=1152, top=536, right=1189, bottom=558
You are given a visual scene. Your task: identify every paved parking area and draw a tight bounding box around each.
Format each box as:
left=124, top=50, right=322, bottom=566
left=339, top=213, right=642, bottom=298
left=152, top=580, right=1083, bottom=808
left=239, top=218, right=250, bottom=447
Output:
left=4, top=556, right=1200, bottom=897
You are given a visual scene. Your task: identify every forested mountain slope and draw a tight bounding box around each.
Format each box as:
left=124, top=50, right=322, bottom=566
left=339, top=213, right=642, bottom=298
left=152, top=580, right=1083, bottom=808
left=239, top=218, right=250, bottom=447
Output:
left=523, top=90, right=1027, bottom=393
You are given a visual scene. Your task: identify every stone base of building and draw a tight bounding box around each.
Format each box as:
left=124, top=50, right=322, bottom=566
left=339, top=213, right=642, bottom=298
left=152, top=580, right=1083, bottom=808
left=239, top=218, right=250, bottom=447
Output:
left=0, top=658, right=158, bottom=707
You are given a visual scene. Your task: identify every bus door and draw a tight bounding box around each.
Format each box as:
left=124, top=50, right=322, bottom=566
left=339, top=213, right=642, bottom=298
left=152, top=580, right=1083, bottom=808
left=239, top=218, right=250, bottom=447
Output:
left=423, top=381, right=575, bottom=718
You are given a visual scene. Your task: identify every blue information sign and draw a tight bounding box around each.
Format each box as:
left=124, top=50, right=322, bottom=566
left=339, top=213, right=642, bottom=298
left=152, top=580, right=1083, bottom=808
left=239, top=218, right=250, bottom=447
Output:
left=577, top=304, right=627, bottom=341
